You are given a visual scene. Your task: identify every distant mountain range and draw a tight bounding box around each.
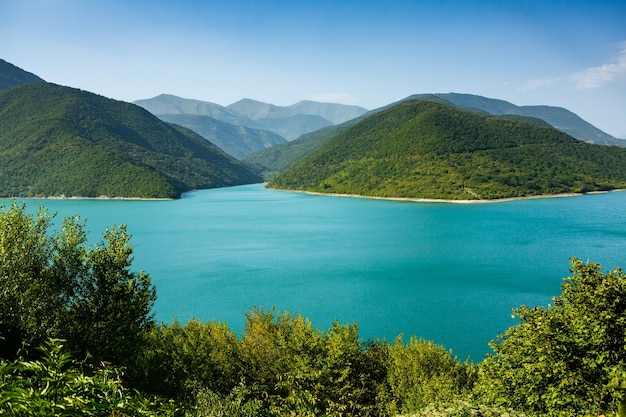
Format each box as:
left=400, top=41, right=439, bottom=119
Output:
left=133, top=94, right=369, bottom=152
left=268, top=99, right=626, bottom=200
left=0, top=61, right=261, bottom=198
left=156, top=113, right=287, bottom=159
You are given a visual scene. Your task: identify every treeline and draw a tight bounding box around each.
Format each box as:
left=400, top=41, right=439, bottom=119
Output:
left=2, top=203, right=626, bottom=416
left=268, top=100, right=626, bottom=200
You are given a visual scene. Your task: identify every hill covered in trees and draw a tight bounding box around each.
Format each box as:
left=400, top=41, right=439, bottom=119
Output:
left=268, top=99, right=626, bottom=200
left=0, top=83, right=262, bottom=198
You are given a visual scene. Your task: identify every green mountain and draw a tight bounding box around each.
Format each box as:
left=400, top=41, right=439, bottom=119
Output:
left=412, top=93, right=625, bottom=146
left=0, top=83, right=262, bottom=198
left=268, top=99, right=626, bottom=200
left=0, top=59, right=45, bottom=90
left=155, top=113, right=287, bottom=159
left=243, top=119, right=363, bottom=180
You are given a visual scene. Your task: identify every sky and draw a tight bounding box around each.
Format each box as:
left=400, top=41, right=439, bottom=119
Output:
left=2, top=0, right=626, bottom=138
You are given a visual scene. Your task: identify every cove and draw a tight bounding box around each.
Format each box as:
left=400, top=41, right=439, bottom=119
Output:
left=9, top=183, right=626, bottom=361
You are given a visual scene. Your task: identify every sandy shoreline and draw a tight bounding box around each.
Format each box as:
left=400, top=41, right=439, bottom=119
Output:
left=273, top=188, right=624, bottom=204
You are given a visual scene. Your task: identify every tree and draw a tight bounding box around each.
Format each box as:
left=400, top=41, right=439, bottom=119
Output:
left=477, top=258, right=626, bottom=416
left=0, top=202, right=156, bottom=369
left=386, top=336, right=475, bottom=415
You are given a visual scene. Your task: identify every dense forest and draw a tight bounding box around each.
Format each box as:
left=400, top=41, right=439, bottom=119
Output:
left=268, top=100, right=626, bottom=200
left=2, top=203, right=626, bottom=416
left=0, top=83, right=262, bottom=199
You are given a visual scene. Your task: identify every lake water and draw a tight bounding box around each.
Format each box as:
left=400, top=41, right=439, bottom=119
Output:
left=9, top=184, right=626, bottom=360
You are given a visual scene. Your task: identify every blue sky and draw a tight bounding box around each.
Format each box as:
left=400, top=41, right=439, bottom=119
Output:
left=2, top=0, right=626, bottom=137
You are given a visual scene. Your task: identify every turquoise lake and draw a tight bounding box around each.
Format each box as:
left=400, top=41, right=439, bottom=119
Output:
left=10, top=183, right=626, bottom=361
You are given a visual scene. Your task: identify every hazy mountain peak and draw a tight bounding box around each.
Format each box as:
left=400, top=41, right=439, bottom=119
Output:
left=287, top=100, right=368, bottom=124
left=227, top=98, right=298, bottom=120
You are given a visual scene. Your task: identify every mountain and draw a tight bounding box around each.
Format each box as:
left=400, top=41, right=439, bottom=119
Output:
left=225, top=98, right=334, bottom=140
left=133, top=94, right=248, bottom=125
left=243, top=119, right=363, bottom=180
left=155, top=113, right=287, bottom=159
left=135, top=95, right=368, bottom=141
left=0, top=59, right=45, bottom=90
left=227, top=98, right=298, bottom=120
left=411, top=93, right=625, bottom=146
left=0, top=83, right=262, bottom=198
left=245, top=93, right=625, bottom=178
left=268, top=99, right=626, bottom=200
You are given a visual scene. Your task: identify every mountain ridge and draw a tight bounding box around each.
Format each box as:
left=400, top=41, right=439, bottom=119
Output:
left=0, top=83, right=262, bottom=198
left=134, top=94, right=368, bottom=141
left=410, top=93, right=624, bottom=146
left=268, top=99, right=626, bottom=200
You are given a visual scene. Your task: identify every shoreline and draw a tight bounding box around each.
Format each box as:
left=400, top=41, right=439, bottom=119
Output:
left=270, top=187, right=624, bottom=204
left=5, top=195, right=174, bottom=201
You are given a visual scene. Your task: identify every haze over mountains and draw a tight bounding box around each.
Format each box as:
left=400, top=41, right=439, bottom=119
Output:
left=133, top=94, right=369, bottom=157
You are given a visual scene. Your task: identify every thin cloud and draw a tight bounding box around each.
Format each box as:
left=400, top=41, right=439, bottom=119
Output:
left=569, top=41, right=626, bottom=89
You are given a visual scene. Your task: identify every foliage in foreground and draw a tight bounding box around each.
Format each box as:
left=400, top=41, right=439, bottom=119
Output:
left=476, top=258, right=626, bottom=416
left=0, top=339, right=178, bottom=416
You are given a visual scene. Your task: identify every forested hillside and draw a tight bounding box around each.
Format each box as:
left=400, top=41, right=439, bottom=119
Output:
left=0, top=83, right=262, bottom=198
left=268, top=99, right=626, bottom=200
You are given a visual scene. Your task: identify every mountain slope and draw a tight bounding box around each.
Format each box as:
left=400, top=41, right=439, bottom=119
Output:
left=268, top=100, right=626, bottom=200
left=243, top=119, right=363, bottom=179
left=155, top=113, right=287, bottom=159
left=0, top=83, right=262, bottom=198
left=412, top=93, right=624, bottom=146
left=0, top=59, right=45, bottom=90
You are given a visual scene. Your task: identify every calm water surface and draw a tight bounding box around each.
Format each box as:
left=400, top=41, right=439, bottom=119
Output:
left=11, top=184, right=626, bottom=360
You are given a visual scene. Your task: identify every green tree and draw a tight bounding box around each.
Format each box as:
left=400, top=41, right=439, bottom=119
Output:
left=133, top=319, right=241, bottom=402
left=0, top=202, right=156, bottom=370
left=386, top=336, right=475, bottom=415
left=477, top=258, right=626, bottom=416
